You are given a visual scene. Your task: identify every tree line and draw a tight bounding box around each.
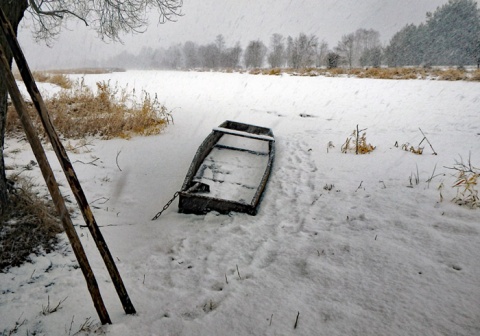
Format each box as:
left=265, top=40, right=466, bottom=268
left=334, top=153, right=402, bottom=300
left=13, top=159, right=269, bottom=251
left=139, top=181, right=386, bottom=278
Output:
left=105, top=29, right=381, bottom=70
left=106, top=0, right=480, bottom=70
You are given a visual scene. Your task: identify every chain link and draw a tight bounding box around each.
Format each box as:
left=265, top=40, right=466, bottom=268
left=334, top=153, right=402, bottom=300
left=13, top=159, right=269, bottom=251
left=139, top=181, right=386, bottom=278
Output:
left=151, top=191, right=180, bottom=220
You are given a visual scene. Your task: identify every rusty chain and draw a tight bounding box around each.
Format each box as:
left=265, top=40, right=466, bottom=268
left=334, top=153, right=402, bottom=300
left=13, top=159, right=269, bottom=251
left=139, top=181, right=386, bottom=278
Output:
left=151, top=191, right=180, bottom=220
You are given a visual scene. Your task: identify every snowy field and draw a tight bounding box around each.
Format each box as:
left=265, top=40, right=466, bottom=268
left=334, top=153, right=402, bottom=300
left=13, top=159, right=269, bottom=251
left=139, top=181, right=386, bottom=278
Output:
left=2, top=71, right=480, bottom=335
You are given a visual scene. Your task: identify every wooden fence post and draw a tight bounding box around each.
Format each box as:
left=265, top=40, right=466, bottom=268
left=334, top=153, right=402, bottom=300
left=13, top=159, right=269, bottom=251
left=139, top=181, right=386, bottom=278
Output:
left=0, top=8, right=135, bottom=315
left=0, top=42, right=111, bottom=325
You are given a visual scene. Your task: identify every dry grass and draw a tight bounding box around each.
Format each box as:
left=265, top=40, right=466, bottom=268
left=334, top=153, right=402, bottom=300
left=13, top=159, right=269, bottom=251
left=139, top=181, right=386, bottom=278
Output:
left=435, top=69, right=468, bottom=81
left=31, top=71, right=51, bottom=83
left=7, top=79, right=172, bottom=139
left=193, top=66, right=480, bottom=81
left=0, top=177, right=63, bottom=271
left=14, top=68, right=126, bottom=88
left=296, top=68, right=323, bottom=76
left=449, top=157, right=480, bottom=209
left=267, top=68, right=282, bottom=76
left=46, top=67, right=126, bottom=75
left=452, top=170, right=479, bottom=208
left=341, top=126, right=376, bottom=154
left=13, top=71, right=74, bottom=89
left=247, top=66, right=480, bottom=81
left=355, top=67, right=426, bottom=80
left=468, top=69, right=480, bottom=82
left=400, top=143, right=424, bottom=155
left=325, top=68, right=349, bottom=76
left=47, top=74, right=73, bottom=89
left=248, top=68, right=263, bottom=75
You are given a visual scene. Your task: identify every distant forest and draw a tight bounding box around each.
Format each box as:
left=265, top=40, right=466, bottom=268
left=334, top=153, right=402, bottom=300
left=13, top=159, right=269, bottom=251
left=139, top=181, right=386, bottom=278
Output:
left=105, top=0, right=480, bottom=69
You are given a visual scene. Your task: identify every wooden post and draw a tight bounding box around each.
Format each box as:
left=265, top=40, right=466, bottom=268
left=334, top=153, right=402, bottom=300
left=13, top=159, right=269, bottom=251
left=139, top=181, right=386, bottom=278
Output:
left=0, top=9, right=135, bottom=315
left=0, top=42, right=111, bottom=325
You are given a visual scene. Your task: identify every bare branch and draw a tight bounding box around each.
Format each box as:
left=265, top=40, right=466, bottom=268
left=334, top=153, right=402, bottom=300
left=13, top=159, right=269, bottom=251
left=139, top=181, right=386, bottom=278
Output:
left=25, top=0, right=183, bottom=42
left=29, top=0, right=89, bottom=26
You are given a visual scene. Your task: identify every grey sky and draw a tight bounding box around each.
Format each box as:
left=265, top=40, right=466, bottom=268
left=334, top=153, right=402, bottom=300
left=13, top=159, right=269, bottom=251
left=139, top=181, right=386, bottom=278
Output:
left=18, top=0, right=453, bottom=69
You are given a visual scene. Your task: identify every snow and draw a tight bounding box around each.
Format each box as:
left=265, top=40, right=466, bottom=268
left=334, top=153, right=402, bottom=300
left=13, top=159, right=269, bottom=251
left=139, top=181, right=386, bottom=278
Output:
left=188, top=131, right=272, bottom=205
left=1, top=71, right=480, bottom=335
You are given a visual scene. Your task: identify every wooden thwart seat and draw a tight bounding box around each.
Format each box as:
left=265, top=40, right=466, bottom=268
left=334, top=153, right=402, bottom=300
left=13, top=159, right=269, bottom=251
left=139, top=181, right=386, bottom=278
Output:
left=213, top=127, right=275, bottom=141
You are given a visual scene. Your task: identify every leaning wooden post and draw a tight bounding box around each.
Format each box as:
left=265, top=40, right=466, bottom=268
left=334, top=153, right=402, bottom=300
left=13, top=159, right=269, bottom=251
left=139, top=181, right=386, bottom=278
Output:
left=0, top=8, right=135, bottom=315
left=0, top=43, right=111, bottom=325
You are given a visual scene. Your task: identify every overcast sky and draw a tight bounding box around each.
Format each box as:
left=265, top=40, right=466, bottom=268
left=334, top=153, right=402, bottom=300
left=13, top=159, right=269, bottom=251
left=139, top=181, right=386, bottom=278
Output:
left=17, top=0, right=453, bottom=69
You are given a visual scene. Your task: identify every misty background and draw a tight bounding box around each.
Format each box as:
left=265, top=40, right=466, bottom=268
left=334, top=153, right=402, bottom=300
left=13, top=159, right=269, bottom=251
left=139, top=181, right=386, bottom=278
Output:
left=16, top=0, right=467, bottom=69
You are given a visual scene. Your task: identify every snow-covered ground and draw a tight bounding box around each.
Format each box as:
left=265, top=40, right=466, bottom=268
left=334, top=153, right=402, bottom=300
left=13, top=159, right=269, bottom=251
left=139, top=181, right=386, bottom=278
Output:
left=1, top=71, right=480, bottom=335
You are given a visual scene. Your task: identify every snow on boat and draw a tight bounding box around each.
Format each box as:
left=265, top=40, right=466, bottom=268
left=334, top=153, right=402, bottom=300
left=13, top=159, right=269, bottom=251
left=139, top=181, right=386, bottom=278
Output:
left=178, top=120, right=275, bottom=215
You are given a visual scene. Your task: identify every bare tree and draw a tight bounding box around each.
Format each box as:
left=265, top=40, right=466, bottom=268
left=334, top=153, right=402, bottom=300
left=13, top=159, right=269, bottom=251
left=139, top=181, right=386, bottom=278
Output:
left=215, top=34, right=226, bottom=54
left=354, top=28, right=381, bottom=66
left=316, top=40, right=329, bottom=68
left=244, top=40, right=266, bottom=68
left=198, top=43, right=220, bottom=69
left=183, top=41, right=198, bottom=68
left=286, top=36, right=295, bottom=68
left=223, top=42, right=242, bottom=69
left=0, top=0, right=183, bottom=214
left=163, top=43, right=183, bottom=69
left=267, top=33, right=285, bottom=68
left=297, top=33, right=318, bottom=68
left=335, top=33, right=355, bottom=68
left=215, top=36, right=243, bottom=69
left=285, top=33, right=318, bottom=69
left=334, top=29, right=381, bottom=68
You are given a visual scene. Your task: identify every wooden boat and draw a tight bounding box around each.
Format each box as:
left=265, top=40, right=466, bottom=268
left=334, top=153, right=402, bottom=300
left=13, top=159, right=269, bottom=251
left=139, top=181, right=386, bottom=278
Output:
left=178, top=120, right=275, bottom=215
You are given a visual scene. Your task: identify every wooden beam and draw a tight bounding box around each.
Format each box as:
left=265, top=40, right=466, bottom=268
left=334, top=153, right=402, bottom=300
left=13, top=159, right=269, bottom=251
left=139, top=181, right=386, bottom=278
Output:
left=0, top=38, right=111, bottom=325
left=0, top=8, right=135, bottom=315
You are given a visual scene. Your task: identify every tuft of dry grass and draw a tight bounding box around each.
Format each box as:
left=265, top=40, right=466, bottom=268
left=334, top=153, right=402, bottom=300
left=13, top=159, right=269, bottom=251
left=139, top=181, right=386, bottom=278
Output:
left=324, top=68, right=348, bottom=77
left=267, top=68, right=282, bottom=75
left=468, top=69, right=480, bottom=82
left=31, top=71, right=51, bottom=83
left=248, top=68, right=263, bottom=75
left=0, top=176, right=63, bottom=271
left=452, top=170, right=479, bottom=208
left=401, top=143, right=424, bottom=155
left=46, top=74, right=74, bottom=89
left=296, top=68, right=322, bottom=76
left=29, top=71, right=73, bottom=89
left=449, top=156, right=479, bottom=209
left=7, top=79, right=172, bottom=140
left=341, top=126, right=376, bottom=154
left=435, top=69, right=467, bottom=81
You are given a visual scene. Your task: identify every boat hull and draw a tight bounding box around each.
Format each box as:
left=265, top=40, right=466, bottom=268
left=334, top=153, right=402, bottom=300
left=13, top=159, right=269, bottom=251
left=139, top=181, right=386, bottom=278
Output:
left=178, top=120, right=275, bottom=215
